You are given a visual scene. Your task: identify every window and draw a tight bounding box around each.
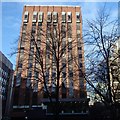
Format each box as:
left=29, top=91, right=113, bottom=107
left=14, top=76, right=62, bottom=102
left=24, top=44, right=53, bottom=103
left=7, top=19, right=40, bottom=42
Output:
left=30, top=39, right=35, bottom=46
left=76, top=12, right=80, bottom=22
left=38, top=22, right=42, bottom=27
left=28, top=63, right=32, bottom=68
left=47, top=12, right=52, bottom=22
left=24, top=11, right=29, bottom=22
left=67, top=12, right=72, bottom=23
left=62, top=53, right=66, bottom=58
left=79, top=63, right=82, bottom=67
left=77, top=30, right=80, bottom=34
left=34, top=71, right=39, bottom=78
left=62, top=63, right=66, bottom=68
left=22, top=24, right=27, bottom=33
left=45, top=71, right=49, bottom=80
left=61, top=24, right=66, bottom=31
left=68, top=54, right=72, bottom=64
left=32, top=11, right=37, bottom=22
left=46, top=40, right=50, bottom=49
left=21, top=33, right=25, bottom=47
left=53, top=25, right=57, bottom=37
left=62, top=38, right=66, bottom=48
left=37, top=35, right=41, bottom=41
left=36, top=47, right=40, bottom=57
left=32, top=23, right=36, bottom=26
left=68, top=38, right=72, bottom=42
left=18, top=61, right=22, bottom=68
left=37, top=40, right=41, bottom=46
left=53, top=12, right=58, bottom=23
left=24, top=15, right=28, bottom=19
left=19, top=47, right=24, bottom=60
left=78, top=47, right=82, bottom=50
left=61, top=24, right=66, bottom=38
left=16, top=72, right=21, bottom=86
left=37, top=25, right=42, bottom=40
left=28, top=71, right=32, bottom=78
left=38, top=12, right=43, bottom=22
left=35, top=62, right=39, bottom=69
left=52, top=41, right=57, bottom=50
left=47, top=23, right=51, bottom=38
left=30, top=47, right=34, bottom=55
left=77, top=33, right=80, bottom=38
left=69, top=65, right=72, bottom=71
left=69, top=71, right=73, bottom=77
left=62, top=12, right=66, bottom=23
left=33, top=15, right=37, bottom=21
left=79, top=54, right=82, bottom=58
left=69, top=81, right=73, bottom=88
left=62, top=72, right=66, bottom=78
left=47, top=23, right=51, bottom=31
left=68, top=23, right=72, bottom=38
left=79, top=71, right=83, bottom=77
left=61, top=30, right=66, bottom=39
left=52, top=72, right=56, bottom=78
left=68, top=42, right=72, bottom=51
left=69, top=81, right=73, bottom=96
left=47, top=54, right=50, bottom=59
left=68, top=47, right=72, bottom=51
left=76, top=23, right=80, bottom=30
left=22, top=33, right=25, bottom=39
left=29, top=54, right=33, bottom=61
left=31, top=25, right=36, bottom=34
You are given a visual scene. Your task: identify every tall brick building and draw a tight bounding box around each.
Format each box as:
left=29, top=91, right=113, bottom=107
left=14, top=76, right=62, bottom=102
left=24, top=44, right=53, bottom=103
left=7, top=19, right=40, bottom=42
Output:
left=12, top=6, right=88, bottom=116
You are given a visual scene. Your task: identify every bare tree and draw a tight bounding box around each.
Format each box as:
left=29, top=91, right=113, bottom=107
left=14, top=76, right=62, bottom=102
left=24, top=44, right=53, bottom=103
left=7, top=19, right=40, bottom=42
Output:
left=77, top=4, right=120, bottom=120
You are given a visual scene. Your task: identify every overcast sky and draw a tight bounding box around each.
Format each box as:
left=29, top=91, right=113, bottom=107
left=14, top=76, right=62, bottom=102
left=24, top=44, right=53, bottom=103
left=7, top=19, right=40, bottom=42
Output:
left=1, top=1, right=119, bottom=69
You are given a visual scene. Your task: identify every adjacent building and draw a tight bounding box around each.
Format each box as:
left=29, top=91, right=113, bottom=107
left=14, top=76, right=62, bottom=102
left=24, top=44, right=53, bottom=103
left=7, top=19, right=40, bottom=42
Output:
left=12, top=5, right=89, bottom=118
left=110, top=37, right=120, bottom=102
left=0, top=51, right=13, bottom=119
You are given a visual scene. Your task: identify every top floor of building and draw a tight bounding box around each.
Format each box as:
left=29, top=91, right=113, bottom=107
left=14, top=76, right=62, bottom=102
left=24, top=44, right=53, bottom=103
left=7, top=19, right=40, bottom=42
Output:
left=22, top=5, right=82, bottom=24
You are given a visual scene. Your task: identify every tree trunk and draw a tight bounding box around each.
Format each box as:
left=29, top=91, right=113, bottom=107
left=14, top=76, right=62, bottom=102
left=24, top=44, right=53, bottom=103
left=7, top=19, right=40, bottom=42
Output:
left=106, top=58, right=113, bottom=104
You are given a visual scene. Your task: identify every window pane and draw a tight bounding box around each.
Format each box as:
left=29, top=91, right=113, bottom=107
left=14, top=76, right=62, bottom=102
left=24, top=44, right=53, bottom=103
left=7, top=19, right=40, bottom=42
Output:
left=38, top=12, right=43, bottom=22
left=76, top=23, right=80, bottom=30
left=47, top=12, right=52, bottom=22
left=67, top=12, right=72, bottom=23
left=62, top=12, right=66, bottom=23
left=24, top=15, right=28, bottom=19
left=28, top=71, right=32, bottom=78
left=28, top=63, right=32, bottom=68
left=24, top=11, right=29, bottom=22
left=18, top=61, right=22, bottom=68
left=53, top=12, right=58, bottom=23
left=19, top=47, right=24, bottom=60
left=32, top=11, right=37, bottom=22
left=76, top=12, right=80, bottom=22
left=79, top=54, right=82, bottom=58
left=68, top=23, right=72, bottom=38
left=79, top=63, right=82, bottom=67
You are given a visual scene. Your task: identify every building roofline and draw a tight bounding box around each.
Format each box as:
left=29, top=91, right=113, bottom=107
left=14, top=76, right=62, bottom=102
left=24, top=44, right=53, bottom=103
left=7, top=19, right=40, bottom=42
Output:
left=24, top=5, right=81, bottom=8
left=0, top=51, right=13, bottom=69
